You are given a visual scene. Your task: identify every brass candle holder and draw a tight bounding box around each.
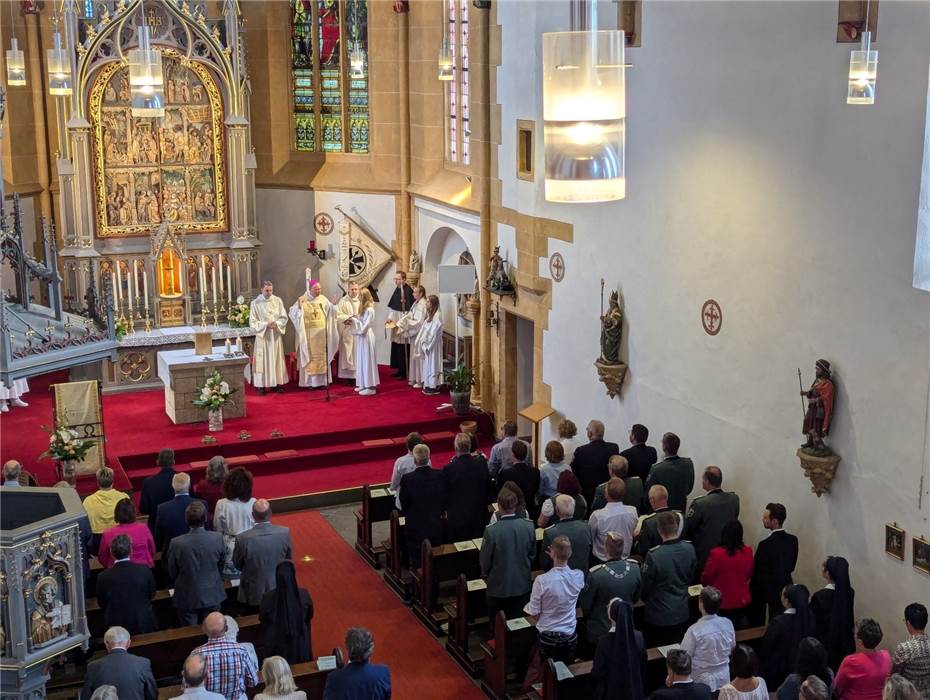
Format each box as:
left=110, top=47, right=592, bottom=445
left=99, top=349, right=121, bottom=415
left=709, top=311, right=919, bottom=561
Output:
left=143, top=311, right=153, bottom=334
left=200, top=304, right=210, bottom=330
left=212, top=304, right=220, bottom=327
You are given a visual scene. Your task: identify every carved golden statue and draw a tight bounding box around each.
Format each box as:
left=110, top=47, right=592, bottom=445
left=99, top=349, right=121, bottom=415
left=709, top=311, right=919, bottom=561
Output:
left=31, top=577, right=65, bottom=646
left=156, top=248, right=183, bottom=298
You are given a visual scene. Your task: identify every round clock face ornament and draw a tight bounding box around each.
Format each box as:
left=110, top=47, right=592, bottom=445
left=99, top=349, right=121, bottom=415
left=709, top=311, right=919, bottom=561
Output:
left=701, top=299, right=722, bottom=336
left=313, top=212, right=334, bottom=236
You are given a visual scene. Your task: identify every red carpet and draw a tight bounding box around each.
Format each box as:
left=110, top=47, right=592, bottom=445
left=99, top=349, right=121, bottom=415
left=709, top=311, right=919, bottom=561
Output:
left=278, top=510, right=485, bottom=699
left=0, top=367, right=491, bottom=497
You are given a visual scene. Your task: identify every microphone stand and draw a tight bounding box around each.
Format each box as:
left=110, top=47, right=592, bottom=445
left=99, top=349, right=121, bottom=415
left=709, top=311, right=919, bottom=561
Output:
left=324, top=301, right=332, bottom=402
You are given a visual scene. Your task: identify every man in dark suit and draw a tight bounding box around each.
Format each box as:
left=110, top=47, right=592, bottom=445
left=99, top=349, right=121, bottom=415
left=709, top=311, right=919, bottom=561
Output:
left=154, top=472, right=206, bottom=554
left=649, top=649, right=712, bottom=700
left=166, top=501, right=227, bottom=626
left=442, top=432, right=492, bottom=542
left=81, top=626, right=157, bottom=700
left=139, top=448, right=178, bottom=532
left=232, top=498, right=293, bottom=606
left=644, top=433, right=694, bottom=514
left=684, top=466, right=740, bottom=575
left=498, top=440, right=541, bottom=518
left=322, top=627, right=391, bottom=700
left=570, top=420, right=619, bottom=513
left=400, top=443, right=445, bottom=567
left=749, top=502, right=799, bottom=624
left=620, top=423, right=658, bottom=483
left=540, top=494, right=592, bottom=571
left=96, top=534, right=157, bottom=635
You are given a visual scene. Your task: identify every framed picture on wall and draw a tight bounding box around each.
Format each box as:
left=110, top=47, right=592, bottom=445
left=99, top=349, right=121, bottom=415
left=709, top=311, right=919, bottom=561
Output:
left=914, top=536, right=930, bottom=575
left=885, top=523, right=905, bottom=561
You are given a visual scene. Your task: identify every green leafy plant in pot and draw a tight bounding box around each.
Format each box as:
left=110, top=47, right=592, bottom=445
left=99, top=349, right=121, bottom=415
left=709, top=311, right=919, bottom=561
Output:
left=442, top=364, right=476, bottom=416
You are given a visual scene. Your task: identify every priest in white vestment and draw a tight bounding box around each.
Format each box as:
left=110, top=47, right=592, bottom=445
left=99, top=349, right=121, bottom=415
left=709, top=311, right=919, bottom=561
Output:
left=249, top=281, right=288, bottom=394
left=289, top=279, right=339, bottom=388
left=335, top=282, right=362, bottom=380
left=0, top=378, right=29, bottom=412
left=411, top=295, right=444, bottom=395
left=347, top=289, right=380, bottom=395
left=392, top=285, right=428, bottom=387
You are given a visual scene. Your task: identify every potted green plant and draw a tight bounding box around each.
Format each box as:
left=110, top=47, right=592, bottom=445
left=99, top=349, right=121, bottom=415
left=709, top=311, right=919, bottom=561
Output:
left=442, top=364, right=476, bottom=416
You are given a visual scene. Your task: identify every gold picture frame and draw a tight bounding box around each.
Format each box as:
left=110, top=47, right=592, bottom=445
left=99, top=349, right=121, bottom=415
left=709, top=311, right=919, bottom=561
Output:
left=885, top=523, right=905, bottom=561
left=914, top=536, right=930, bottom=576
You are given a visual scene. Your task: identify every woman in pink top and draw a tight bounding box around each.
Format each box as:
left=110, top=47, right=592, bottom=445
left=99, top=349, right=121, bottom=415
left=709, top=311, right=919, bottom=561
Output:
left=834, top=618, right=892, bottom=700
left=97, top=498, right=156, bottom=568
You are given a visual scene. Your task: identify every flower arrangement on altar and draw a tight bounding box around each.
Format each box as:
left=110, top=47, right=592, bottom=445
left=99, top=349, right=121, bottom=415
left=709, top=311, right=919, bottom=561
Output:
left=192, top=370, right=237, bottom=410
left=114, top=315, right=131, bottom=340
left=40, top=426, right=96, bottom=463
left=228, top=295, right=250, bottom=328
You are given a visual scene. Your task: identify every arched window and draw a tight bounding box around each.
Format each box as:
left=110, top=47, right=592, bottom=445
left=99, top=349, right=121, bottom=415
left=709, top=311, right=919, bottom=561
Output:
left=446, top=0, right=470, bottom=167
left=915, top=64, right=930, bottom=292
left=291, top=0, right=369, bottom=154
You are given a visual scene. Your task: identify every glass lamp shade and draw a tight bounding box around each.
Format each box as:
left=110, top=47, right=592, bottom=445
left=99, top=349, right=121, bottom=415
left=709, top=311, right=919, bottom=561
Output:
left=349, top=42, right=365, bottom=79
left=6, top=38, right=26, bottom=86
left=128, top=25, right=165, bottom=117
left=438, top=38, right=453, bottom=81
left=542, top=30, right=626, bottom=203
left=847, top=37, right=877, bottom=105
left=46, top=32, right=72, bottom=96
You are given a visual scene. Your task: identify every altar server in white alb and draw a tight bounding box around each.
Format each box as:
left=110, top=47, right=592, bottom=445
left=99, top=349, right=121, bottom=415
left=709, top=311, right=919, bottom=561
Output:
left=411, top=295, right=444, bottom=395
left=334, top=282, right=362, bottom=380
left=347, top=288, right=380, bottom=396
left=289, top=278, right=339, bottom=388
left=392, top=285, right=428, bottom=387
left=249, top=281, right=288, bottom=395
left=0, top=378, right=29, bottom=412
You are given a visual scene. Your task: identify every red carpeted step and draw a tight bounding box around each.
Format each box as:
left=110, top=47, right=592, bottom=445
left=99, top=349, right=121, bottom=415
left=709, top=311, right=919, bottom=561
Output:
left=361, top=438, right=394, bottom=447
left=422, top=430, right=456, bottom=442
left=264, top=449, right=298, bottom=459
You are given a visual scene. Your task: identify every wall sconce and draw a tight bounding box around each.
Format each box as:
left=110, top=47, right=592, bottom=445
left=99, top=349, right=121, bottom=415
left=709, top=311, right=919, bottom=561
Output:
left=307, top=240, right=326, bottom=261
left=847, top=30, right=877, bottom=104
left=128, top=24, right=165, bottom=117
left=6, top=38, right=26, bottom=87
left=542, top=1, right=626, bottom=203
left=46, top=31, right=72, bottom=96
left=438, top=37, right=454, bottom=81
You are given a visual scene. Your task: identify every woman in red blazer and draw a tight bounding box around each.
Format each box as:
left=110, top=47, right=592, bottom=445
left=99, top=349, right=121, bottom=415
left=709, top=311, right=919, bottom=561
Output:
left=702, top=519, right=754, bottom=629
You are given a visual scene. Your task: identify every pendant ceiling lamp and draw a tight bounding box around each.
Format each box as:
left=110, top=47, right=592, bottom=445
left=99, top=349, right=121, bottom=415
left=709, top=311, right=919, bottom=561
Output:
left=6, top=38, right=26, bottom=87
left=846, top=0, right=877, bottom=105
left=438, top=37, right=453, bottom=81
left=542, top=1, right=626, bottom=203
left=47, top=30, right=72, bottom=96
left=350, top=41, right=365, bottom=79
left=128, top=23, right=165, bottom=116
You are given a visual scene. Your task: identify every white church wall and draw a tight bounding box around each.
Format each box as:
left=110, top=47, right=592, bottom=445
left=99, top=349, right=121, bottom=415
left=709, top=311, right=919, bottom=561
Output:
left=311, top=191, right=397, bottom=365
left=498, top=0, right=930, bottom=642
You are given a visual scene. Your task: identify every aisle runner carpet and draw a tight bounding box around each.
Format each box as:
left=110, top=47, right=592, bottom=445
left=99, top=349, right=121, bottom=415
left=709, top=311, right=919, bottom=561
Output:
left=278, top=510, right=485, bottom=699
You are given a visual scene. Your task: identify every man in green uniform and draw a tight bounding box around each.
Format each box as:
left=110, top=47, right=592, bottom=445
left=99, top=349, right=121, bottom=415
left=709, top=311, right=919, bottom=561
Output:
left=480, top=488, right=536, bottom=634
left=641, top=511, right=696, bottom=646
left=579, top=532, right=642, bottom=647
left=634, top=485, right=683, bottom=558
left=590, top=455, right=645, bottom=514
left=644, top=432, right=694, bottom=513
left=684, top=466, right=740, bottom=576
left=540, top=495, right=592, bottom=571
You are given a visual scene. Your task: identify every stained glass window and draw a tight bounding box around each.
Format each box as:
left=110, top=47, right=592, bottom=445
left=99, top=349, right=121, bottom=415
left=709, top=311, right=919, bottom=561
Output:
left=446, top=0, right=470, bottom=167
left=290, top=0, right=369, bottom=154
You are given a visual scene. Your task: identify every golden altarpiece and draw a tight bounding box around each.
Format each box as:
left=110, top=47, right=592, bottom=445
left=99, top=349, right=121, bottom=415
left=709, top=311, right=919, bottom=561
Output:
left=54, top=0, right=261, bottom=391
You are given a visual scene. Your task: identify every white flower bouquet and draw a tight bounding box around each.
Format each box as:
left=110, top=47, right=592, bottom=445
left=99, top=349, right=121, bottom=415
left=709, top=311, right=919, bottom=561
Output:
left=192, top=370, right=237, bottom=410
left=40, top=426, right=95, bottom=462
left=228, top=295, right=250, bottom=328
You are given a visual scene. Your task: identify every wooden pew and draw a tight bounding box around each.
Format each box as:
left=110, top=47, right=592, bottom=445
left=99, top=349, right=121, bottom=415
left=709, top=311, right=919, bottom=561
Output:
left=130, top=613, right=261, bottom=680
left=354, top=483, right=396, bottom=567
left=534, top=625, right=769, bottom=700
left=85, top=580, right=241, bottom=639
left=411, top=538, right=484, bottom=635
left=444, top=574, right=489, bottom=677
left=381, top=510, right=410, bottom=600
left=480, top=610, right=542, bottom=700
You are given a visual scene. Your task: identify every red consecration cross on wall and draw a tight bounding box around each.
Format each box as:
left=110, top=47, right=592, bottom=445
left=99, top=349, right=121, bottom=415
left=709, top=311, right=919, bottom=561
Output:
left=549, top=252, right=565, bottom=282
left=314, top=214, right=332, bottom=234
left=701, top=299, right=722, bottom=335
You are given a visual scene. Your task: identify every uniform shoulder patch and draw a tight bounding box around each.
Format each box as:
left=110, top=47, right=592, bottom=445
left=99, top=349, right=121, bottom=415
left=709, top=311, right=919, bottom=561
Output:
left=589, top=564, right=605, bottom=573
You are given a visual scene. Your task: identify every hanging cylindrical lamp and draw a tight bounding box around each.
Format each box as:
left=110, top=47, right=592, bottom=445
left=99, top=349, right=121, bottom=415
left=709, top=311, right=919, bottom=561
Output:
left=6, top=38, right=26, bottom=87
left=542, top=9, right=626, bottom=203
left=350, top=41, right=365, bottom=79
left=46, top=31, right=72, bottom=96
left=128, top=24, right=165, bottom=117
left=438, top=36, right=453, bottom=81
left=846, top=30, right=877, bottom=105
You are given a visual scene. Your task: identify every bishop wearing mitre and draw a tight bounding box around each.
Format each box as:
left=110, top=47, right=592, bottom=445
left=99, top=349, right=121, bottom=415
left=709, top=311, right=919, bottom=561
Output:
left=289, top=274, right=339, bottom=388
left=249, top=280, right=289, bottom=395
left=335, top=282, right=362, bottom=380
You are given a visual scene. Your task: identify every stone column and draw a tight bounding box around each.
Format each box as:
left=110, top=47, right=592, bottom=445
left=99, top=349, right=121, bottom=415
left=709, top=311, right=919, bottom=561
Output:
left=475, top=3, right=493, bottom=409
left=225, top=116, right=254, bottom=246
left=467, top=297, right=482, bottom=405
left=397, top=7, right=412, bottom=270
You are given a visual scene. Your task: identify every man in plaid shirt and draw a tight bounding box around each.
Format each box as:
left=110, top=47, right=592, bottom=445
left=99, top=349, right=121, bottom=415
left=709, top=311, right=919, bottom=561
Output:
left=191, top=613, right=258, bottom=700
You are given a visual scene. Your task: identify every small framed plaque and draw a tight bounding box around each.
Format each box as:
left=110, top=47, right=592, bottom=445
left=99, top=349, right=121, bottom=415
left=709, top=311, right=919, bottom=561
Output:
left=914, top=536, right=930, bottom=576
left=885, top=523, right=905, bottom=561
left=194, top=332, right=213, bottom=356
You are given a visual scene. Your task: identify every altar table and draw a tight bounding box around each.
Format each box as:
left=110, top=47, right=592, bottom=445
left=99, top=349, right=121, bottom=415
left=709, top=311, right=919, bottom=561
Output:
left=157, top=345, right=248, bottom=424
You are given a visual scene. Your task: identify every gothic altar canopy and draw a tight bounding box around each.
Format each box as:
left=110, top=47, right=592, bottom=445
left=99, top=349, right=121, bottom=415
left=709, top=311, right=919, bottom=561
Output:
left=57, top=0, right=260, bottom=331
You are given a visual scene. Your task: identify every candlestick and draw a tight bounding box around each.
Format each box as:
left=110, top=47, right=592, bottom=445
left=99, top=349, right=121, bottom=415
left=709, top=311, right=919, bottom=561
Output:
left=132, top=259, right=139, bottom=301
left=211, top=264, right=217, bottom=305
left=143, top=268, right=149, bottom=311
left=110, top=271, right=119, bottom=314
left=227, top=262, right=233, bottom=303
left=116, top=262, right=123, bottom=306
left=212, top=305, right=220, bottom=327
left=200, top=303, right=209, bottom=329
left=199, top=257, right=206, bottom=305
left=218, top=254, right=224, bottom=297
left=224, top=338, right=232, bottom=356
left=144, top=312, right=153, bottom=334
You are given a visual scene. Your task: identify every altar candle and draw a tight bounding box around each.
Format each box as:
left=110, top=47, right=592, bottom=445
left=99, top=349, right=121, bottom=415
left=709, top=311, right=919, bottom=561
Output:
left=116, top=262, right=123, bottom=306
left=143, top=268, right=149, bottom=311
left=111, top=271, right=119, bottom=314
left=211, top=265, right=217, bottom=305
left=218, top=254, right=224, bottom=296
left=227, top=263, right=233, bottom=302
left=199, top=256, right=206, bottom=304
left=127, top=263, right=135, bottom=310
left=132, top=260, right=140, bottom=299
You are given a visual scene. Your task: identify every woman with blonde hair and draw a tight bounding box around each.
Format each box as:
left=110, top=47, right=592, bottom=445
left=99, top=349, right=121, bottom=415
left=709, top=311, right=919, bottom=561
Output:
left=255, top=655, right=307, bottom=700
left=347, top=288, right=380, bottom=396
left=411, top=295, right=443, bottom=395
